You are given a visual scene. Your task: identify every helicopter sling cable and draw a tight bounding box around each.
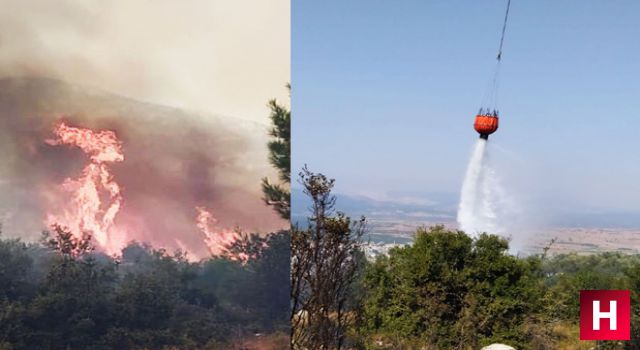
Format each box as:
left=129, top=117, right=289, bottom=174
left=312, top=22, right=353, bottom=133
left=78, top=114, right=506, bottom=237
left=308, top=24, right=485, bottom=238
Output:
left=474, top=0, right=511, bottom=140
left=458, top=0, right=513, bottom=235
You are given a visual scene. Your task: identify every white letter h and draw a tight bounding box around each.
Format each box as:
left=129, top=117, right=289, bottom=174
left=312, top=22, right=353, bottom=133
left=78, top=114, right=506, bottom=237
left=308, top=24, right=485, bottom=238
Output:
left=593, top=300, right=617, bottom=331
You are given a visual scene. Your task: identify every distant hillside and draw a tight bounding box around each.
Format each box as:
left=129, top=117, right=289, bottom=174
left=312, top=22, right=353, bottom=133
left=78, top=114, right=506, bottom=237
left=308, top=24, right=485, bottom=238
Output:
left=0, top=77, right=285, bottom=256
left=292, top=188, right=457, bottom=222
left=293, top=184, right=640, bottom=250
left=292, top=187, right=458, bottom=243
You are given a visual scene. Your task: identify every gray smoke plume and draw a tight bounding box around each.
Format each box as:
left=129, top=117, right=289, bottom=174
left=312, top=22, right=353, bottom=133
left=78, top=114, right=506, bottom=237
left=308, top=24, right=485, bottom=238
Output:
left=0, top=0, right=290, bottom=121
left=0, top=77, right=286, bottom=258
left=0, top=0, right=288, bottom=258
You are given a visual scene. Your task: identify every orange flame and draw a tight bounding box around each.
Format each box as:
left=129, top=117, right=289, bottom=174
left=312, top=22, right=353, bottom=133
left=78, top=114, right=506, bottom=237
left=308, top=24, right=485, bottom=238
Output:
left=46, top=121, right=127, bottom=255
left=195, top=206, right=247, bottom=261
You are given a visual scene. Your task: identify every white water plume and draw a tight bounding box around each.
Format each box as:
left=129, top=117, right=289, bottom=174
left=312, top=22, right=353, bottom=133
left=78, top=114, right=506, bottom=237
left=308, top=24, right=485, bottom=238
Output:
left=457, top=139, right=511, bottom=236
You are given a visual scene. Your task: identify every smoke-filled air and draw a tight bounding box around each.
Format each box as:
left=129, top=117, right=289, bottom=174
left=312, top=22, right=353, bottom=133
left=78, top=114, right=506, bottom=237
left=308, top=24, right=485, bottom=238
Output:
left=0, top=1, right=289, bottom=261
left=0, top=78, right=286, bottom=260
left=0, top=1, right=291, bottom=349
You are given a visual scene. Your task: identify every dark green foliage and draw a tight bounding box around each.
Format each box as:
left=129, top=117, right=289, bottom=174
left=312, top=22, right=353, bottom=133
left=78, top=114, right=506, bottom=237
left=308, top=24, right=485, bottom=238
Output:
left=0, top=227, right=289, bottom=350
left=262, top=85, right=291, bottom=220
left=0, top=239, right=37, bottom=301
left=541, top=253, right=640, bottom=349
left=352, top=228, right=640, bottom=349
left=543, top=252, right=634, bottom=322
left=358, top=226, right=544, bottom=349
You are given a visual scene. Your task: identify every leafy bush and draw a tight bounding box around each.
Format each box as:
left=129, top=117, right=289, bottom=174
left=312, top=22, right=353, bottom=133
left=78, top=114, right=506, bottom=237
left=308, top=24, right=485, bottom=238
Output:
left=357, top=226, right=545, bottom=349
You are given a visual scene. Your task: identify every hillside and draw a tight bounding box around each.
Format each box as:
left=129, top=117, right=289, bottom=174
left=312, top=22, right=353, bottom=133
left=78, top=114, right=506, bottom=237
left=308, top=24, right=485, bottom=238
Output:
left=0, top=77, right=286, bottom=257
left=291, top=186, right=640, bottom=255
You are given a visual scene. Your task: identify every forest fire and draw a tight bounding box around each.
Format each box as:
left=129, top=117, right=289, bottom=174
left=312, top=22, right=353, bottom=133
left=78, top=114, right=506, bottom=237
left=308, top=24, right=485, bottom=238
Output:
left=196, top=206, right=247, bottom=261
left=45, top=121, right=127, bottom=255
left=44, top=121, right=248, bottom=260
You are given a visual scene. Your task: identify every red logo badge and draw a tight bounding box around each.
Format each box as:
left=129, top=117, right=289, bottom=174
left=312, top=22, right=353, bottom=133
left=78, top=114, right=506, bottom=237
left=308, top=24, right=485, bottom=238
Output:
left=580, top=290, right=630, bottom=340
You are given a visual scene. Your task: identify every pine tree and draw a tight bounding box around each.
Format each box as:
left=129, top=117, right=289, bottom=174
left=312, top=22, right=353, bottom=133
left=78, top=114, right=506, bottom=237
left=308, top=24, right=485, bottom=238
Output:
left=262, top=84, right=291, bottom=220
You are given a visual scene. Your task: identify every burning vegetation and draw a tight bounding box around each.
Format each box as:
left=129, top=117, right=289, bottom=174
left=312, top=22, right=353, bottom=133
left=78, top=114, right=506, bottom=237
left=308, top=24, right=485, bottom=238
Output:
left=45, top=121, right=127, bottom=255
left=0, top=77, right=286, bottom=261
left=0, top=80, right=292, bottom=349
left=196, top=206, right=247, bottom=261
left=43, top=121, right=250, bottom=261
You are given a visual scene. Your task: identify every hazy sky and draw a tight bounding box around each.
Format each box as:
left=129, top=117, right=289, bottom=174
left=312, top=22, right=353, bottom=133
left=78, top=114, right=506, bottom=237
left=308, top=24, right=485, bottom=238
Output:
left=0, top=0, right=290, bottom=121
left=293, top=1, right=640, bottom=211
left=0, top=0, right=289, bottom=251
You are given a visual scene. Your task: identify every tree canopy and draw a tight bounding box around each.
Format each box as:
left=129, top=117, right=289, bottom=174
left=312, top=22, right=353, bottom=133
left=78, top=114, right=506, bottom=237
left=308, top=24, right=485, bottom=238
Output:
left=0, top=228, right=289, bottom=350
left=262, top=84, right=291, bottom=220
left=353, top=227, right=640, bottom=350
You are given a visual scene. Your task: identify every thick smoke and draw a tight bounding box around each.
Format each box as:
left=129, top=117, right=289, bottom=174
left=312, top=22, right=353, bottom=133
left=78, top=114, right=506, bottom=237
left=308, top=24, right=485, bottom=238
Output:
left=0, top=1, right=288, bottom=259
left=0, top=77, right=286, bottom=258
left=457, top=139, right=515, bottom=236
left=0, top=0, right=289, bottom=121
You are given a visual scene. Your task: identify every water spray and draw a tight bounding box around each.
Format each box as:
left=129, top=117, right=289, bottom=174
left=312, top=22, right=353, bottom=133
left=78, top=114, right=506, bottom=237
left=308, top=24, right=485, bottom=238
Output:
left=457, top=139, right=503, bottom=235
left=457, top=0, right=512, bottom=235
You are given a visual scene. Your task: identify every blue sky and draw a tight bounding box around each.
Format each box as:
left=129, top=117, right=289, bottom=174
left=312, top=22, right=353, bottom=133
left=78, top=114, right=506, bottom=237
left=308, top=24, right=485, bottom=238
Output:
left=292, top=1, right=640, bottom=212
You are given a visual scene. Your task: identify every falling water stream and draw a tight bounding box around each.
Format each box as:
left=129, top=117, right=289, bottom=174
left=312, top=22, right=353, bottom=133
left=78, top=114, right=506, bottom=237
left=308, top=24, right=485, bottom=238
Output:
left=457, top=139, right=507, bottom=236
